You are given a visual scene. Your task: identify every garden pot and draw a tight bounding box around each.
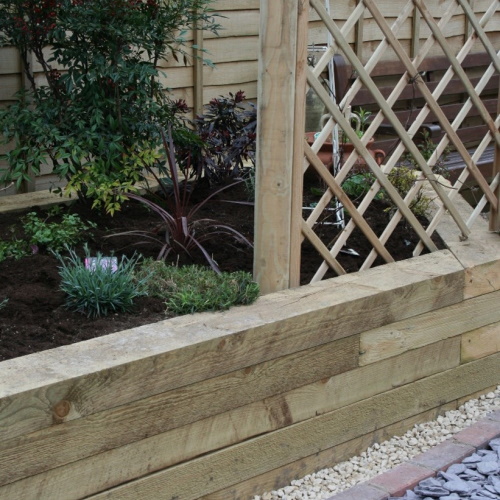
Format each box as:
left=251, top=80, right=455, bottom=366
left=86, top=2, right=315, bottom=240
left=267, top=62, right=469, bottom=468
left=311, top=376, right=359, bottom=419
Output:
left=305, top=132, right=386, bottom=171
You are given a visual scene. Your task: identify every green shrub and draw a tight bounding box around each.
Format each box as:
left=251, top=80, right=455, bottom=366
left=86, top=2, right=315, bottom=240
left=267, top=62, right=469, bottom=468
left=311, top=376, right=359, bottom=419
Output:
left=135, top=260, right=259, bottom=315
left=23, top=212, right=96, bottom=252
left=0, top=0, right=219, bottom=213
left=56, top=247, right=146, bottom=318
left=384, top=167, right=432, bottom=218
left=0, top=298, right=8, bottom=311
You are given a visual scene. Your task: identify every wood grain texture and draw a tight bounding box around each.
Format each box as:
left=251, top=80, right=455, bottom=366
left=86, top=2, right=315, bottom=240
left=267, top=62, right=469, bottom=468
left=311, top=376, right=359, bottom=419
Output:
left=0, top=336, right=359, bottom=486
left=360, top=290, right=500, bottom=365
left=201, top=401, right=458, bottom=500
left=254, top=0, right=299, bottom=292
left=88, top=353, right=500, bottom=500
left=461, top=321, right=500, bottom=362
left=0, top=250, right=463, bottom=443
left=0, top=338, right=458, bottom=498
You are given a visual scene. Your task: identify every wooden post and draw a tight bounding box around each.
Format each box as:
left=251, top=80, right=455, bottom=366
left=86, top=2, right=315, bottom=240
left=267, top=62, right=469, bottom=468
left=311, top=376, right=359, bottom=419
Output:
left=193, top=11, right=204, bottom=117
left=289, top=0, right=309, bottom=288
left=490, top=85, right=500, bottom=232
left=18, top=50, right=36, bottom=194
left=355, top=0, right=364, bottom=61
left=254, top=0, right=301, bottom=294
left=464, top=0, right=475, bottom=42
left=411, top=6, right=420, bottom=59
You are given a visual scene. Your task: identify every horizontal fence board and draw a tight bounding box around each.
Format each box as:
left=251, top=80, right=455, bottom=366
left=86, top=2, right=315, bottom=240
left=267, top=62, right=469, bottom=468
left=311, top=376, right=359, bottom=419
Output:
left=204, top=60, right=258, bottom=86
left=360, top=289, right=500, bottom=365
left=204, top=10, right=259, bottom=39
left=212, top=0, right=260, bottom=10
left=0, top=250, right=464, bottom=443
left=204, top=36, right=258, bottom=64
left=461, top=322, right=500, bottom=362
left=201, top=400, right=459, bottom=500
left=0, top=336, right=359, bottom=486
left=0, top=337, right=459, bottom=499
left=0, top=48, right=20, bottom=74
left=0, top=74, right=21, bottom=101
left=88, top=353, right=500, bottom=500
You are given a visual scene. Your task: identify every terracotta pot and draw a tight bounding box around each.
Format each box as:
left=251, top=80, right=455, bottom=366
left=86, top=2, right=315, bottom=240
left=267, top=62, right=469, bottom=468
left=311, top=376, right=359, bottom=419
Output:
left=305, top=132, right=386, bottom=170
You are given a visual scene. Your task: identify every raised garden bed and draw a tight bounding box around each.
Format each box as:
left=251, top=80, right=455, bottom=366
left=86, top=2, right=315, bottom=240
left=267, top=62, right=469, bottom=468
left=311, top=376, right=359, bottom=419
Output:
left=0, top=179, right=446, bottom=361
left=0, top=186, right=499, bottom=499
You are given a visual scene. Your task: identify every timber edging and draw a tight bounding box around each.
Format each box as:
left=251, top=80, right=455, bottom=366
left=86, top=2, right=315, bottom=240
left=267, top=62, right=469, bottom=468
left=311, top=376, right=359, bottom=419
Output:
left=0, top=205, right=499, bottom=498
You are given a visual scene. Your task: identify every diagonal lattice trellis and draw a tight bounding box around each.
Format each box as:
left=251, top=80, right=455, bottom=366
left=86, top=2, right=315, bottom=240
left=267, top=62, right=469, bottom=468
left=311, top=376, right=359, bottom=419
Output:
left=255, top=0, right=499, bottom=294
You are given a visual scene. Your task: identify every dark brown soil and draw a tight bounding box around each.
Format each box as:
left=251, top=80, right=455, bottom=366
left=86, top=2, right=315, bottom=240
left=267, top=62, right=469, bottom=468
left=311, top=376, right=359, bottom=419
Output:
left=0, top=181, right=446, bottom=361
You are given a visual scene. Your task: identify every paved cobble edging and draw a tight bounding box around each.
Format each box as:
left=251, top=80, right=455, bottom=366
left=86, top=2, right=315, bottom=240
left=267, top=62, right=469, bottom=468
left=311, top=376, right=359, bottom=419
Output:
left=325, top=410, right=500, bottom=500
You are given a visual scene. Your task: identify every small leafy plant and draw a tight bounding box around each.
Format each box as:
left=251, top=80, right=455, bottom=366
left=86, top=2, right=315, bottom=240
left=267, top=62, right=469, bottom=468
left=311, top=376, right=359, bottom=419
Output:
left=112, top=128, right=252, bottom=273
left=23, top=212, right=96, bottom=252
left=383, top=167, right=432, bottom=218
left=135, top=260, right=259, bottom=315
left=340, top=107, right=372, bottom=142
left=0, top=239, right=30, bottom=262
left=0, top=298, right=8, bottom=311
left=342, top=172, right=381, bottom=199
left=56, top=247, right=146, bottom=318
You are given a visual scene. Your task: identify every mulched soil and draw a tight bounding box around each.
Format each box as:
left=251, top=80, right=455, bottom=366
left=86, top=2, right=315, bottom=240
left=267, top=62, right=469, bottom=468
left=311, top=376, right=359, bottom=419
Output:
left=0, top=180, right=446, bottom=361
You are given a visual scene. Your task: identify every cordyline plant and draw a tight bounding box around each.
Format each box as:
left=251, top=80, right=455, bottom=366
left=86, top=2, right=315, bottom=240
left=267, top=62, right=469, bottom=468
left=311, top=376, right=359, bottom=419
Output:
left=0, top=0, right=220, bottom=213
left=110, top=127, right=252, bottom=273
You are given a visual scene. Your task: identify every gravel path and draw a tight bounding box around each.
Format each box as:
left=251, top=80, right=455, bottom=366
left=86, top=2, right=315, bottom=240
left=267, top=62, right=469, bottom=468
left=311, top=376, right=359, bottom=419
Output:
left=254, top=386, right=500, bottom=500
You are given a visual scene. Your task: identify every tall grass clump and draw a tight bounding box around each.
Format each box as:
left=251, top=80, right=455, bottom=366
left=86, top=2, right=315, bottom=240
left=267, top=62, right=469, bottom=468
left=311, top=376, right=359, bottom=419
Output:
left=56, top=247, right=146, bottom=318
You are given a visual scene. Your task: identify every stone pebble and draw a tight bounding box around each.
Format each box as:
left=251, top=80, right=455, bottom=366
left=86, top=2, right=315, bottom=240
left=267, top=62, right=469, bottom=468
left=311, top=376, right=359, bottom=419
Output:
left=254, top=387, right=500, bottom=500
left=391, top=436, right=500, bottom=499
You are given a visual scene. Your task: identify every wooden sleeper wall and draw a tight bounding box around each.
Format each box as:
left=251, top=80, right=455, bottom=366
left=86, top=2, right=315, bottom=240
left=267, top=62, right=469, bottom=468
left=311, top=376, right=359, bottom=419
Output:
left=0, top=223, right=499, bottom=499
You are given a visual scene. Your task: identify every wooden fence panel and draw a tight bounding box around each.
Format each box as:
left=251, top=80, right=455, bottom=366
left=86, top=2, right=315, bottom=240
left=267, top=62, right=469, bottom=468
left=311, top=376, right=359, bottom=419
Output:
left=1, top=0, right=497, bottom=196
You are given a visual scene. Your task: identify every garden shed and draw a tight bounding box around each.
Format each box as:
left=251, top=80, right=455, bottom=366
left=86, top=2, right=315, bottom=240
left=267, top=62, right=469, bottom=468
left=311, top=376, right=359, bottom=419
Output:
left=0, top=0, right=499, bottom=499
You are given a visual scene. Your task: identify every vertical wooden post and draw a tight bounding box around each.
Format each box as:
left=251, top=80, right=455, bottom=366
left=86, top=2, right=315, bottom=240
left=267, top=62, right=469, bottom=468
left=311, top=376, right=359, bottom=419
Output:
left=464, top=0, right=475, bottom=42
left=19, top=50, right=36, bottom=194
left=289, top=0, right=309, bottom=288
left=411, top=6, right=420, bottom=58
left=193, top=11, right=204, bottom=117
left=355, top=0, right=364, bottom=61
left=254, top=0, right=300, bottom=294
left=490, top=85, right=500, bottom=232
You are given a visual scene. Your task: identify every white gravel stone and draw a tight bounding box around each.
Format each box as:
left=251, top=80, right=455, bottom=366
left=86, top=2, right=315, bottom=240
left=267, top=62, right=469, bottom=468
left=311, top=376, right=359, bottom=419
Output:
left=253, top=386, right=500, bottom=500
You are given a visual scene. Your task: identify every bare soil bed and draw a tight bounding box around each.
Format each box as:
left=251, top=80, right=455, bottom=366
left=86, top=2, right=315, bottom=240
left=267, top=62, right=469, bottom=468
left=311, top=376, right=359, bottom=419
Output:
left=0, top=182, right=446, bottom=361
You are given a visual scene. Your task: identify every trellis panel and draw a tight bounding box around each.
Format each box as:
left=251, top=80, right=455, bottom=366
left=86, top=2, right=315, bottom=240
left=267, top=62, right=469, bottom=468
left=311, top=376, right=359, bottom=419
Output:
left=256, top=0, right=500, bottom=291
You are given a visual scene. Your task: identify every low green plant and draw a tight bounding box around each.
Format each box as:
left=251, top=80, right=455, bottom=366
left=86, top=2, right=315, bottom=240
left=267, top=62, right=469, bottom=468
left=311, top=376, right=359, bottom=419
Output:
left=56, top=247, right=146, bottom=318
left=341, top=107, right=372, bottom=142
left=0, top=298, right=8, bottom=311
left=383, top=167, right=432, bottom=218
left=342, top=172, right=380, bottom=199
left=23, top=212, right=96, bottom=252
left=0, top=239, right=30, bottom=262
left=135, top=260, right=259, bottom=315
